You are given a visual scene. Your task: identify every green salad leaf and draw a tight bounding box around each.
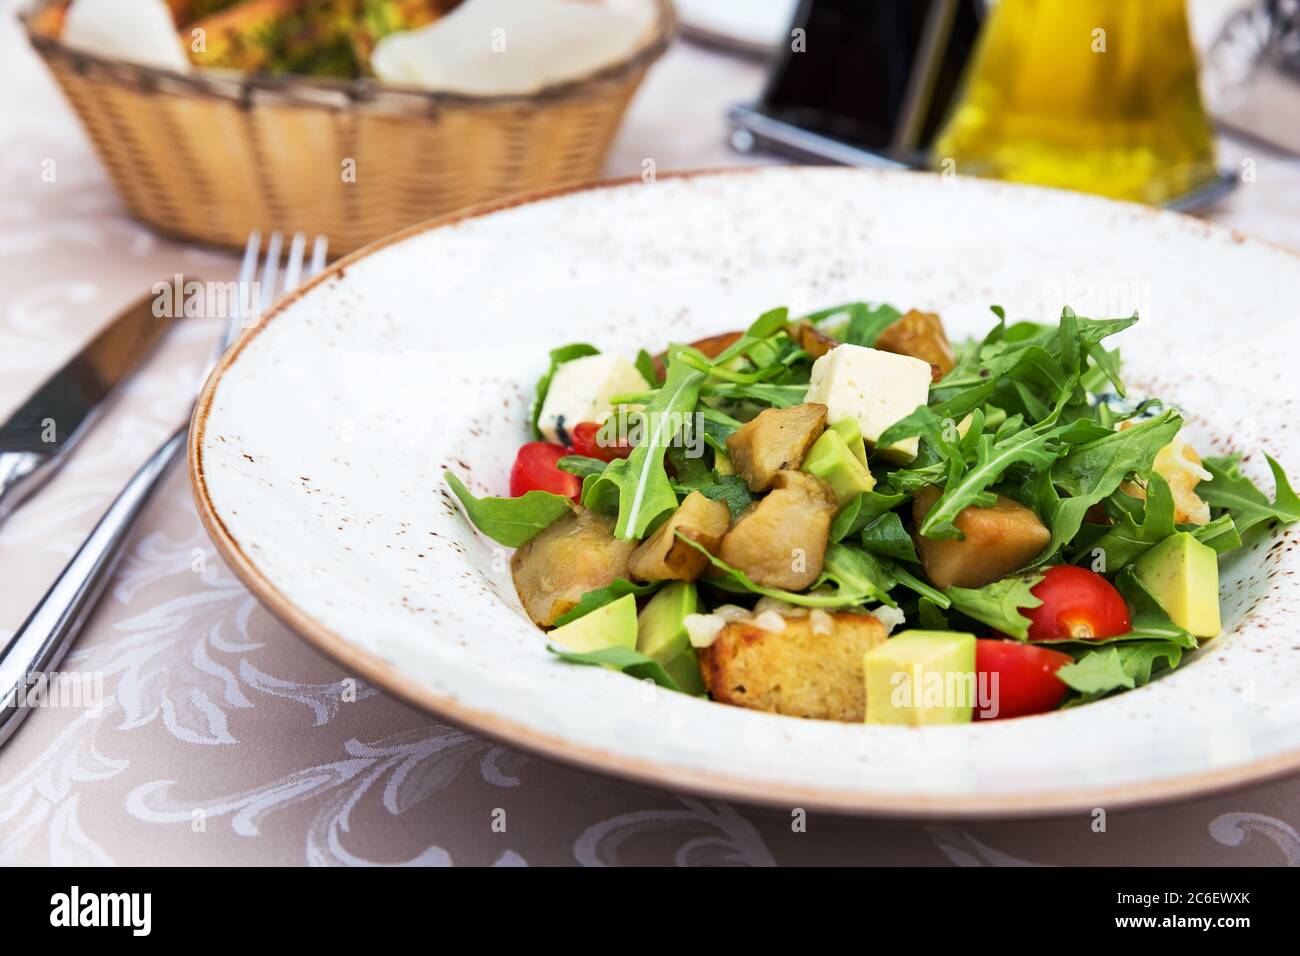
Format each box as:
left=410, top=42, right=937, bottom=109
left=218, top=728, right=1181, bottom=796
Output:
left=1199, top=453, right=1300, bottom=535
left=443, top=472, right=571, bottom=547
left=583, top=355, right=705, bottom=540
left=859, top=512, right=919, bottom=563
left=551, top=579, right=661, bottom=627
left=1032, top=410, right=1182, bottom=561
left=547, top=645, right=686, bottom=692
left=556, top=454, right=608, bottom=479
left=1082, top=472, right=1176, bottom=572
left=945, top=573, right=1044, bottom=640
left=530, top=343, right=599, bottom=440
left=830, top=488, right=909, bottom=542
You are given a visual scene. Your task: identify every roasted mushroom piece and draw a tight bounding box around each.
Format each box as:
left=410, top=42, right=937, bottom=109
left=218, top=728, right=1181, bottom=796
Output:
left=787, top=320, right=841, bottom=360
left=627, top=491, right=731, bottom=582
left=912, top=485, right=1050, bottom=589
left=510, top=507, right=636, bottom=627
left=725, top=402, right=827, bottom=493
left=874, top=309, right=957, bottom=382
left=717, top=470, right=838, bottom=590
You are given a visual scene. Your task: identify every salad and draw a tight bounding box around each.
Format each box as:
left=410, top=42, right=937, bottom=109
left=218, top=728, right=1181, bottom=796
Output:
left=445, top=304, right=1299, bottom=724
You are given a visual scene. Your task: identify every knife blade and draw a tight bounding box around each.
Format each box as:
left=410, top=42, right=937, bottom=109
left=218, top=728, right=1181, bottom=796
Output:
left=0, top=288, right=179, bottom=525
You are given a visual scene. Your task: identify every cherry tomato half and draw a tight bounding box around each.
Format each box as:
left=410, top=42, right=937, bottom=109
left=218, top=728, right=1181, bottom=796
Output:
left=975, top=639, right=1074, bottom=720
left=509, top=442, right=580, bottom=500
left=570, top=421, right=632, bottom=462
left=1024, top=565, right=1131, bottom=641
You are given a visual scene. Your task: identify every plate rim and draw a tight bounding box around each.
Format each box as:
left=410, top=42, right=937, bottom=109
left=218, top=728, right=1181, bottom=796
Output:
left=188, top=166, right=1300, bottom=819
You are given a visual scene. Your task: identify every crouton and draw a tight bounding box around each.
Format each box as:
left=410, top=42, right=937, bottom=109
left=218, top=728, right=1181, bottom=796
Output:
left=726, top=403, right=828, bottom=492
left=699, top=612, right=888, bottom=721
left=511, top=508, right=636, bottom=627
left=628, top=491, right=731, bottom=582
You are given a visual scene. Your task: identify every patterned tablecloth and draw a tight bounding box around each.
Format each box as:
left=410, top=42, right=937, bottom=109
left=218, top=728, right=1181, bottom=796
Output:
left=2, top=0, right=1300, bottom=867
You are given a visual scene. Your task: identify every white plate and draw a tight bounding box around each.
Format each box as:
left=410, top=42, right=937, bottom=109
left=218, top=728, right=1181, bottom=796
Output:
left=191, top=167, right=1300, bottom=817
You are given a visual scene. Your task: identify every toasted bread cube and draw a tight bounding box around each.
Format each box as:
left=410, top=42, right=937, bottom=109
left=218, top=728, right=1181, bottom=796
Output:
left=511, top=508, right=636, bottom=627
left=628, top=491, right=731, bottom=582
left=726, top=403, right=827, bottom=492
left=699, top=612, right=888, bottom=721
left=874, top=309, right=957, bottom=382
left=718, top=470, right=838, bottom=590
left=913, top=486, right=1050, bottom=589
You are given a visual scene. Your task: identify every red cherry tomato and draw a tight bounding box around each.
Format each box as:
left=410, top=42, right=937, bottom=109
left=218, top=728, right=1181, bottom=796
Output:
left=509, top=442, right=580, bottom=500
left=570, top=421, right=631, bottom=462
left=975, top=639, right=1074, bottom=720
left=1024, top=565, right=1131, bottom=641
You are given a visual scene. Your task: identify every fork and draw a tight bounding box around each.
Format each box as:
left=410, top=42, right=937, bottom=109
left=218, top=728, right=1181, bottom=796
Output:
left=0, top=232, right=328, bottom=747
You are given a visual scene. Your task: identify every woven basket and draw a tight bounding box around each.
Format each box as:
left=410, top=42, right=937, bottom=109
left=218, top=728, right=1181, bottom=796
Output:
left=21, top=1, right=675, bottom=255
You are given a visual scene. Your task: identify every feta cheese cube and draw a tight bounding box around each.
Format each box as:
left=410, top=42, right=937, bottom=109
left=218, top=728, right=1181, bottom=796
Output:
left=804, top=345, right=931, bottom=461
left=537, top=353, right=648, bottom=445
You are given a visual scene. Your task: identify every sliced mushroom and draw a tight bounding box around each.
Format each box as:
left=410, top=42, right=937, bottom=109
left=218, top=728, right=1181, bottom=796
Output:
left=725, top=402, right=828, bottom=493
left=787, top=320, right=841, bottom=360
left=717, top=470, right=838, bottom=590
left=510, top=507, right=636, bottom=627
left=874, top=309, right=957, bottom=382
left=912, top=485, right=1050, bottom=589
left=628, top=491, right=731, bottom=582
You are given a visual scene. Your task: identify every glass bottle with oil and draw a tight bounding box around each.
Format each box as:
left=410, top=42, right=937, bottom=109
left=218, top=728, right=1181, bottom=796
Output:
left=931, top=0, right=1218, bottom=204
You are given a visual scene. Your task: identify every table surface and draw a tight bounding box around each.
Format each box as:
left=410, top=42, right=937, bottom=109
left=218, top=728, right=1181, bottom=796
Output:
left=3, top=0, right=1300, bottom=866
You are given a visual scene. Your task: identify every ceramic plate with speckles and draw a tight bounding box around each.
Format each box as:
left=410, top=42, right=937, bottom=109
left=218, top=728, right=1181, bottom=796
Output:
left=190, top=167, right=1300, bottom=817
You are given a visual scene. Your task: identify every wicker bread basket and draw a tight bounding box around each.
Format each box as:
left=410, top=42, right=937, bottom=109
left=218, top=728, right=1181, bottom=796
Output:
left=21, top=0, right=675, bottom=255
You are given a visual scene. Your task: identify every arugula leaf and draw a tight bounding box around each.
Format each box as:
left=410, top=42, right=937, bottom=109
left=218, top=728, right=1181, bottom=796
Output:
left=860, top=512, right=919, bottom=563
left=821, top=543, right=898, bottom=606
left=918, top=427, right=1064, bottom=540
left=1199, top=453, right=1300, bottom=535
left=1057, top=641, right=1184, bottom=702
left=918, top=597, right=950, bottom=630
left=1033, top=410, right=1182, bottom=560
left=675, top=474, right=753, bottom=519
left=1082, top=472, right=1176, bottom=572
left=1190, top=514, right=1242, bottom=555
left=680, top=536, right=874, bottom=608
left=830, top=488, right=908, bottom=542
left=530, top=343, right=599, bottom=440
left=634, top=348, right=660, bottom=386
left=802, top=302, right=900, bottom=346
left=945, top=573, right=1044, bottom=639
left=584, top=357, right=705, bottom=540
left=556, top=454, right=608, bottom=479
left=701, top=382, right=809, bottom=408
left=443, top=472, right=572, bottom=547
left=551, top=578, right=661, bottom=627
left=547, top=644, right=685, bottom=692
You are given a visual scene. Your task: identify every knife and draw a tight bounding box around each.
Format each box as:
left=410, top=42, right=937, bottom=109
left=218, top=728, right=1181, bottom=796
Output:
left=0, top=289, right=179, bottom=526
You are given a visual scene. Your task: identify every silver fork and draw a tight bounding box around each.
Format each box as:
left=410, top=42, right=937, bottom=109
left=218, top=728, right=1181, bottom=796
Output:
left=0, top=232, right=328, bottom=747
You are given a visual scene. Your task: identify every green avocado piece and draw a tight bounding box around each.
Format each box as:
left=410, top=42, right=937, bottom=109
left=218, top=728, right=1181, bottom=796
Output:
left=862, top=630, right=976, bottom=725
left=1134, top=531, right=1221, bottom=637
left=802, top=428, right=876, bottom=509
left=549, top=594, right=638, bottom=653
left=829, top=417, right=869, bottom=469
left=636, top=582, right=705, bottom=695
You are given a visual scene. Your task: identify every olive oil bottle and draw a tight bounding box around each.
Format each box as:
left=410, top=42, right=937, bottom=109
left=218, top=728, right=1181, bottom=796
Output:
left=931, top=0, right=1217, bottom=204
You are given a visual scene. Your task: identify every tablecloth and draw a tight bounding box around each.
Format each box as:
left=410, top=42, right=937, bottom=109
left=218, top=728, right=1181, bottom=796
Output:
left=2, top=0, right=1300, bottom=866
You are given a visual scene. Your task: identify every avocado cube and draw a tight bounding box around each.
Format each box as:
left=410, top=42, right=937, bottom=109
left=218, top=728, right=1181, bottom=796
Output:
left=549, top=594, right=638, bottom=654
left=862, top=630, right=976, bottom=725
left=801, top=428, right=876, bottom=510
left=636, top=582, right=706, bottom=694
left=829, top=417, right=869, bottom=469
left=1134, top=532, right=1221, bottom=638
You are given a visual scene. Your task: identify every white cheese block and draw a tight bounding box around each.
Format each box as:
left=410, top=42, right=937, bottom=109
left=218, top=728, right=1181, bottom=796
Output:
left=804, top=344, right=931, bottom=461
left=62, top=0, right=191, bottom=73
left=537, top=353, right=648, bottom=446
